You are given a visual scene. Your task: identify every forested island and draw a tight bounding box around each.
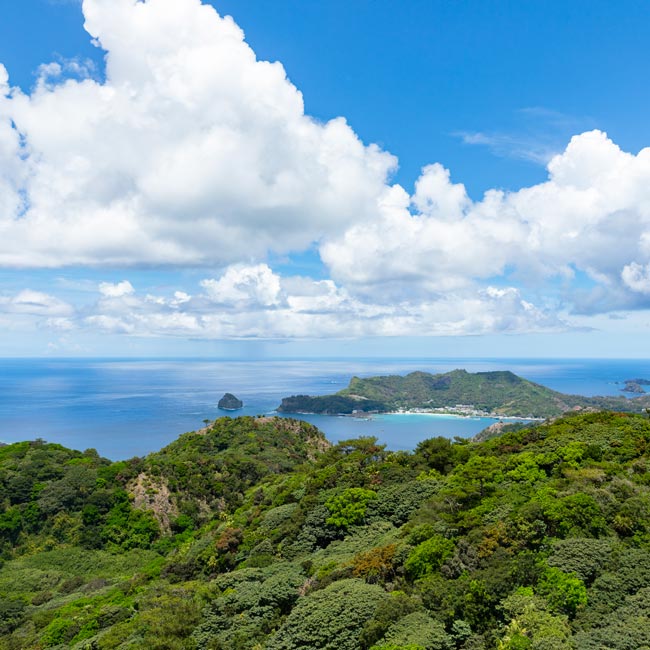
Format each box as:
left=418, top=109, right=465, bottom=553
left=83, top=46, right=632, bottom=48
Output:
left=1, top=411, right=650, bottom=648
left=621, top=378, right=650, bottom=394
left=278, top=369, right=650, bottom=418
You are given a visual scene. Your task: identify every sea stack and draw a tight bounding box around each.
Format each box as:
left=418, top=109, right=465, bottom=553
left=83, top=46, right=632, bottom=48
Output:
left=218, top=393, right=244, bottom=410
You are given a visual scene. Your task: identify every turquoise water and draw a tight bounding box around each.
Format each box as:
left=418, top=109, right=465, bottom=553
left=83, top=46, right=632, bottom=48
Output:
left=0, top=357, right=648, bottom=459
left=279, top=412, right=499, bottom=455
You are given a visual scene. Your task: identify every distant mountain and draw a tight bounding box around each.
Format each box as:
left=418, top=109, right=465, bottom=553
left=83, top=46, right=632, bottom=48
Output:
left=278, top=369, right=650, bottom=418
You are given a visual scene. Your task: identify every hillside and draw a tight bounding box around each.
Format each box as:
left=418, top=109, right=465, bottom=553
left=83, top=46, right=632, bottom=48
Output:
left=278, top=369, right=650, bottom=418
left=1, top=412, right=650, bottom=648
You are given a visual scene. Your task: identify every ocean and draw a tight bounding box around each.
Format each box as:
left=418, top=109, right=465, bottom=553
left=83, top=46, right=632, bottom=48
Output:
left=0, top=357, right=648, bottom=460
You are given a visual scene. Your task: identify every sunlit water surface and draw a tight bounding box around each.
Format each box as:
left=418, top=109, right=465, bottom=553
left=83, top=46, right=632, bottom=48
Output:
left=0, top=358, right=648, bottom=459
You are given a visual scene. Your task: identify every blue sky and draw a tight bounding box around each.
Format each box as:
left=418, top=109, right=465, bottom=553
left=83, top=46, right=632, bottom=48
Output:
left=0, top=0, right=650, bottom=357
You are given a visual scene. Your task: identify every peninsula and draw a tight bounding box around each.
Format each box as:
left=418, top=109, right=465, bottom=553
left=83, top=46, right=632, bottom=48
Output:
left=278, top=369, right=650, bottom=419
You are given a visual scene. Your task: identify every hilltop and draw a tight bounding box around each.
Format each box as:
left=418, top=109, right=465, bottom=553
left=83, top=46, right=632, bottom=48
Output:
left=278, top=369, right=650, bottom=418
left=1, top=411, right=650, bottom=648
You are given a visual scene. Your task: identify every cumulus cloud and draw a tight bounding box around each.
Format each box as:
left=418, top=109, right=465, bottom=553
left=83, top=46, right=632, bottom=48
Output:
left=321, top=169, right=525, bottom=298
left=98, top=280, right=135, bottom=297
left=322, top=130, right=650, bottom=313
left=1, top=0, right=650, bottom=337
left=0, top=0, right=395, bottom=267
left=621, top=262, right=650, bottom=295
left=46, top=266, right=564, bottom=340
left=200, top=264, right=281, bottom=307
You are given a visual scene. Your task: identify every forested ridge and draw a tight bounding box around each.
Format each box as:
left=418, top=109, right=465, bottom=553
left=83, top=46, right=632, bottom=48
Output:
left=278, top=369, right=650, bottom=418
left=1, top=411, right=650, bottom=648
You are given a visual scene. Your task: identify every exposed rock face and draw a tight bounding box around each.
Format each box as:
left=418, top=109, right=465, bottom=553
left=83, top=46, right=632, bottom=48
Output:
left=130, top=473, right=178, bottom=534
left=218, top=393, right=243, bottom=410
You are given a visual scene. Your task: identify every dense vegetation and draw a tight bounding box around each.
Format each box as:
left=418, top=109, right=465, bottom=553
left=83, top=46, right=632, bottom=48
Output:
left=278, top=394, right=387, bottom=415
left=2, top=411, right=650, bottom=648
left=279, top=369, right=650, bottom=418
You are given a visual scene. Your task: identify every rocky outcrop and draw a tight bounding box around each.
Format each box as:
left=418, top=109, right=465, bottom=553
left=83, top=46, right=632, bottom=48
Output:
left=218, top=393, right=243, bottom=410
left=130, top=473, right=178, bottom=534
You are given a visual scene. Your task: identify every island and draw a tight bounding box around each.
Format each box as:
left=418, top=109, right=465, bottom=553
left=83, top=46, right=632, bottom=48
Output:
left=622, top=378, right=650, bottom=394
left=218, top=392, right=244, bottom=410
left=278, top=369, right=650, bottom=419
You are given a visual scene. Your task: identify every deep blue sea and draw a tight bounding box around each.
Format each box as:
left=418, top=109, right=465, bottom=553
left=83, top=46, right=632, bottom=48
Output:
left=1, top=358, right=649, bottom=460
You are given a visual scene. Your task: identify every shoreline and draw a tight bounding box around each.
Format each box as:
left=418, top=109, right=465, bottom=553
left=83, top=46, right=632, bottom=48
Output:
left=384, top=410, right=543, bottom=421
left=277, top=409, right=543, bottom=422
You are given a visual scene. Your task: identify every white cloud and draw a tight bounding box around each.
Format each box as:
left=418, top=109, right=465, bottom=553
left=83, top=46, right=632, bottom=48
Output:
left=322, top=130, right=650, bottom=313
left=621, top=262, right=650, bottom=294
left=1, top=1, right=649, bottom=335
left=412, top=163, right=471, bottom=220
left=173, top=291, right=191, bottom=305
left=200, top=264, right=281, bottom=307
left=320, top=171, right=525, bottom=298
left=0, top=64, right=27, bottom=222
left=0, top=0, right=395, bottom=267
left=456, top=107, right=590, bottom=165
left=98, top=280, right=135, bottom=297
left=41, top=266, right=563, bottom=340
left=0, top=290, right=73, bottom=316
left=457, top=131, right=557, bottom=164
left=84, top=314, right=135, bottom=334
left=45, top=317, right=76, bottom=331
left=36, top=58, right=98, bottom=90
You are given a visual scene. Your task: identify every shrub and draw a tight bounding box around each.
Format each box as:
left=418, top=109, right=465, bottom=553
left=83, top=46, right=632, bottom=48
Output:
left=405, top=536, right=455, bottom=579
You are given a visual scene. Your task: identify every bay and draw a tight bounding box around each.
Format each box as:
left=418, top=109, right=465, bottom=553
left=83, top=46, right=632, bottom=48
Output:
left=0, top=357, right=648, bottom=460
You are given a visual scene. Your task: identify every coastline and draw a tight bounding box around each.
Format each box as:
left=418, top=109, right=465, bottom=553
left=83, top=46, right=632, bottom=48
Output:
left=276, top=408, right=542, bottom=422
left=385, top=410, right=542, bottom=421
left=6, top=357, right=641, bottom=459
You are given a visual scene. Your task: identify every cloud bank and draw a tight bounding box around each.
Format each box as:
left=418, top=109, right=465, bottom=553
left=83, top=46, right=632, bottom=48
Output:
left=323, top=131, right=650, bottom=313
left=0, top=0, right=395, bottom=267
left=36, top=265, right=561, bottom=340
left=0, top=0, right=649, bottom=340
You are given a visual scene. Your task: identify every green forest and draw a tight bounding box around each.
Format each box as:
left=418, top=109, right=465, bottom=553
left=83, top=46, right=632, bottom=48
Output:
left=278, top=369, right=650, bottom=418
left=1, top=411, right=650, bottom=649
